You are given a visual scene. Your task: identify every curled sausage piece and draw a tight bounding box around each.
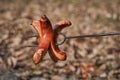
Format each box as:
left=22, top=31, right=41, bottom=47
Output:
left=48, top=47, right=58, bottom=62
left=50, top=39, right=67, bottom=61
left=32, top=20, right=42, bottom=38
left=32, top=15, right=53, bottom=64
left=33, top=48, right=44, bottom=64
left=53, top=20, right=71, bottom=32
left=33, top=37, right=52, bottom=64
left=32, top=20, right=42, bottom=42
left=48, top=20, right=71, bottom=61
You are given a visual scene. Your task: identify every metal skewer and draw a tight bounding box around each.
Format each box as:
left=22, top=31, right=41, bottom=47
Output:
left=57, top=32, right=120, bottom=45
left=24, top=32, right=120, bottom=47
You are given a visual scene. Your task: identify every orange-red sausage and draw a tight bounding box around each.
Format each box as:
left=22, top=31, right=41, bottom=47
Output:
left=49, top=20, right=71, bottom=61
left=32, top=15, right=71, bottom=64
left=32, top=15, right=53, bottom=64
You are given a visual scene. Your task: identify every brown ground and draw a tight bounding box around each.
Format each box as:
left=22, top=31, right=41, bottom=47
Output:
left=0, top=0, right=120, bottom=80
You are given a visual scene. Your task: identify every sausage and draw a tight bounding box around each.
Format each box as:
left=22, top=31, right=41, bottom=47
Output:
left=32, top=15, right=53, bottom=64
left=31, top=15, right=71, bottom=64
left=48, top=47, right=58, bottom=62
left=53, top=20, right=71, bottom=32
left=49, top=20, right=71, bottom=61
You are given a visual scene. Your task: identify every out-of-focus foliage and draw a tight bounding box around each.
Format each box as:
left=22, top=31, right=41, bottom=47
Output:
left=0, top=0, right=120, bottom=80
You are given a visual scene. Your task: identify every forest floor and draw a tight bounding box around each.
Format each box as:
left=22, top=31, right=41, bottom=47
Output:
left=0, top=0, right=120, bottom=80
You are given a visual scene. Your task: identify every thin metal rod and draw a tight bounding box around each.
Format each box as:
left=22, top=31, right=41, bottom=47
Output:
left=22, top=45, right=38, bottom=47
left=57, top=32, right=120, bottom=45
left=24, top=32, right=120, bottom=46
left=66, top=32, right=120, bottom=39
left=19, top=45, right=38, bottom=48
left=24, top=34, right=38, bottom=39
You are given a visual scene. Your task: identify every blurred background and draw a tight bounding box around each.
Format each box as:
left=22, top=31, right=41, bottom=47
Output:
left=0, top=0, right=120, bottom=80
